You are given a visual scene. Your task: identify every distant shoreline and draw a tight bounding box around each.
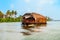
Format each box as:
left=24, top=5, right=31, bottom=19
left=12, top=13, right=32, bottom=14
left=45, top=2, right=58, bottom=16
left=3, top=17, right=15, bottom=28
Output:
left=0, top=22, right=20, bottom=23
left=0, top=20, right=60, bottom=23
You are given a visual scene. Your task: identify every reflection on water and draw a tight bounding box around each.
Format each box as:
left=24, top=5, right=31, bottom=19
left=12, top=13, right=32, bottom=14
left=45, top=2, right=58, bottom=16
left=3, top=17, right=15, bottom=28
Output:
left=21, top=24, right=46, bottom=35
left=0, top=21, right=60, bottom=40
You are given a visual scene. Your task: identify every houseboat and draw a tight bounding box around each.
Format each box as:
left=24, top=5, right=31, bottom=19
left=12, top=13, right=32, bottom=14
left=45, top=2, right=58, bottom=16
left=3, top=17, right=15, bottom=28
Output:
left=22, top=12, right=47, bottom=26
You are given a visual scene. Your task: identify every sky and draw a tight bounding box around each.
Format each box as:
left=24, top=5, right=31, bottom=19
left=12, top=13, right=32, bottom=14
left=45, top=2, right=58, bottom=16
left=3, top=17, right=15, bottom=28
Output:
left=0, top=0, right=60, bottom=20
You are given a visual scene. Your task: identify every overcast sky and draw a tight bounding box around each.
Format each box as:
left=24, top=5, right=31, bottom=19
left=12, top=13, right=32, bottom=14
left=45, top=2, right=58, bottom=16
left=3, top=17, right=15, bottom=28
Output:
left=0, top=0, right=60, bottom=20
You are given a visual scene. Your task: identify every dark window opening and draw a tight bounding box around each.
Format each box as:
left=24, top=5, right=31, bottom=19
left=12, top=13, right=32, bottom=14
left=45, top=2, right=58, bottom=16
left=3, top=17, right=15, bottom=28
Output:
left=26, top=17, right=35, bottom=21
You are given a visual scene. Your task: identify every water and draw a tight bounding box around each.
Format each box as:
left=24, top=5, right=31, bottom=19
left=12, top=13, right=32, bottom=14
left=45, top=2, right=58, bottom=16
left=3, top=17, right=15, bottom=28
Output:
left=0, top=21, right=60, bottom=40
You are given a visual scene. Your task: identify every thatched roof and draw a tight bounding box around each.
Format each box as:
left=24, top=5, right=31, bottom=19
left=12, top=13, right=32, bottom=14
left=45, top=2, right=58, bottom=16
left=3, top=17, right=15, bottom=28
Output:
left=23, top=12, right=46, bottom=19
left=31, top=12, right=46, bottom=18
left=22, top=12, right=47, bottom=24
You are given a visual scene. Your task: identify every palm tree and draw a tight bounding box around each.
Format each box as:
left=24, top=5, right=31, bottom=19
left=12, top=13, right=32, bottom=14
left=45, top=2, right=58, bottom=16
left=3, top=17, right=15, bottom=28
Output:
left=11, top=10, right=17, bottom=18
left=15, top=11, right=17, bottom=18
left=6, top=10, right=17, bottom=18
left=11, top=10, right=15, bottom=18
left=0, top=11, right=4, bottom=18
left=6, top=10, right=11, bottom=17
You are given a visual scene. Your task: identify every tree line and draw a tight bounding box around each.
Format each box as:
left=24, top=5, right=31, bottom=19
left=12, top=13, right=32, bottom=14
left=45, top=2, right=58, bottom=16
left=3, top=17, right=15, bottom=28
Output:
left=0, top=10, right=22, bottom=22
left=46, top=16, right=53, bottom=21
left=0, top=10, right=17, bottom=18
left=0, top=10, right=52, bottom=22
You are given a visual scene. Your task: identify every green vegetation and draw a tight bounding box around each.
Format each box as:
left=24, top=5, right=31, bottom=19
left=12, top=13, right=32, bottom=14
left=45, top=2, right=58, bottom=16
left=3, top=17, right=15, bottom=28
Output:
left=0, top=17, right=21, bottom=22
left=46, top=16, right=53, bottom=21
left=0, top=10, right=52, bottom=22
left=0, top=10, right=22, bottom=22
